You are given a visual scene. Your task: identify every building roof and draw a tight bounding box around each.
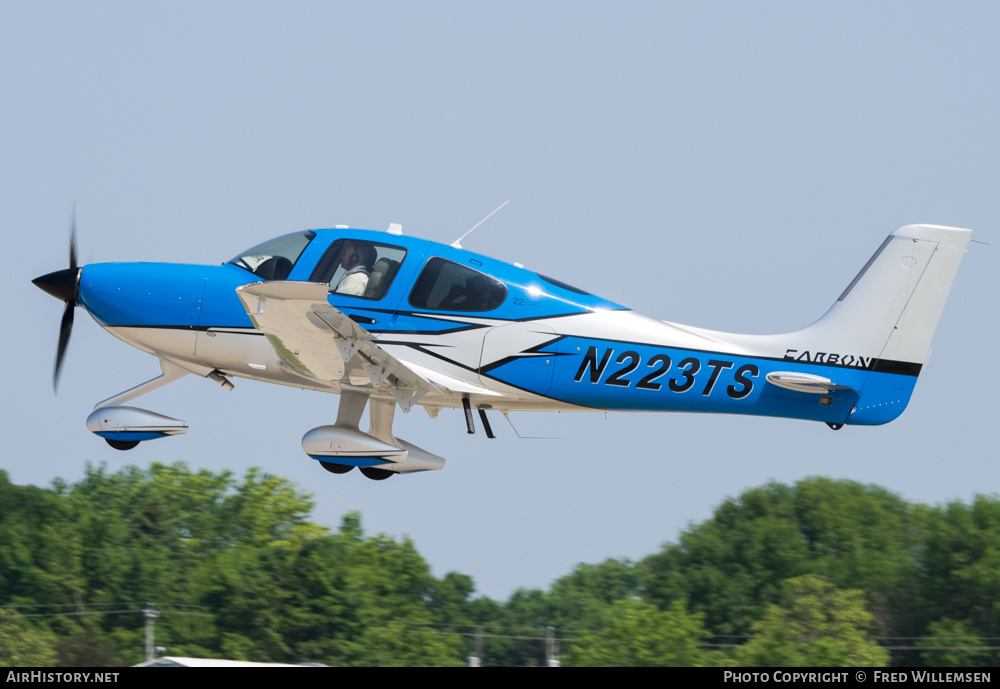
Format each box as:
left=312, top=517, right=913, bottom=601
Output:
left=134, top=656, right=311, bottom=668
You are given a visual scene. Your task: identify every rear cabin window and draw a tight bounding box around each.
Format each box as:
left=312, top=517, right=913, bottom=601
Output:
left=408, top=257, right=507, bottom=312
left=309, top=239, right=407, bottom=301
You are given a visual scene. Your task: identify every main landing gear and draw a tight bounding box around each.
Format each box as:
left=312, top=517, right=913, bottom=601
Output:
left=304, top=389, right=446, bottom=480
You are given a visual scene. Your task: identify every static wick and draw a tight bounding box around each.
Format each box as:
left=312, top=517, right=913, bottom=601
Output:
left=451, top=200, right=509, bottom=249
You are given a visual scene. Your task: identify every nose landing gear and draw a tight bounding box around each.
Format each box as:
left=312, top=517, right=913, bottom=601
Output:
left=106, top=439, right=140, bottom=451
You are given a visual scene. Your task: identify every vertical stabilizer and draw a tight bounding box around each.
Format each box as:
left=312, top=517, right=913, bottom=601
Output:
left=797, top=224, right=971, bottom=370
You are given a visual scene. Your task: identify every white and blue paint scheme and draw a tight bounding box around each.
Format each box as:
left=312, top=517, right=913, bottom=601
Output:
left=33, top=222, right=972, bottom=480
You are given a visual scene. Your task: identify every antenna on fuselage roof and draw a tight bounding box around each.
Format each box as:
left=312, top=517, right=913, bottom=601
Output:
left=451, top=200, right=509, bottom=249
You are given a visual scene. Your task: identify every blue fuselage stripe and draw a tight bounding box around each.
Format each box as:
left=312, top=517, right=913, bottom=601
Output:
left=481, top=336, right=916, bottom=426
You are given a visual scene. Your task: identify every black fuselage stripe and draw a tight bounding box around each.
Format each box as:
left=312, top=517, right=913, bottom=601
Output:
left=106, top=324, right=265, bottom=335
left=553, top=333, right=922, bottom=377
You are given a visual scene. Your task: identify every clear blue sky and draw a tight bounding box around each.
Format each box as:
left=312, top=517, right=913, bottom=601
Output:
left=6, top=1, right=999, bottom=600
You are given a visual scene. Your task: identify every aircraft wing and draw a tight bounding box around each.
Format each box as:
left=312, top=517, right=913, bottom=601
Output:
left=235, top=281, right=492, bottom=409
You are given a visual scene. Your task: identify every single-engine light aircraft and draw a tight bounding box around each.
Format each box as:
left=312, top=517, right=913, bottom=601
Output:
left=33, top=222, right=971, bottom=480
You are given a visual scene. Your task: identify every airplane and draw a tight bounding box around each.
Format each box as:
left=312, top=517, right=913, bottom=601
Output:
left=33, top=221, right=971, bottom=480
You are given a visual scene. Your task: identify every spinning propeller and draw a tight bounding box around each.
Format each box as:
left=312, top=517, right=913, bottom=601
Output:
left=32, top=220, right=81, bottom=390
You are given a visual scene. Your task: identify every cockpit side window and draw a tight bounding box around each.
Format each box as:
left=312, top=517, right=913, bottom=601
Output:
left=229, top=231, right=316, bottom=281
left=408, top=257, right=507, bottom=312
left=309, top=239, right=408, bottom=301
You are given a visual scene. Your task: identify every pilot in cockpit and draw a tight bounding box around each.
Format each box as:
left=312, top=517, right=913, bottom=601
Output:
left=334, top=242, right=377, bottom=296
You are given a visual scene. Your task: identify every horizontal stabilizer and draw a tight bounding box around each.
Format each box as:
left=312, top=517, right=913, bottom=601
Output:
left=765, top=371, right=856, bottom=394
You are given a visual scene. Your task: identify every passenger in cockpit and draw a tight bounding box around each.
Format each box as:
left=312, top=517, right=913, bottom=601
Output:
left=334, top=242, right=377, bottom=296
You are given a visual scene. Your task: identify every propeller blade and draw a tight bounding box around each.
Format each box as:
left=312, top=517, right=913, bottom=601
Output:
left=54, top=299, right=75, bottom=391
left=69, top=212, right=77, bottom=273
left=37, top=213, right=82, bottom=391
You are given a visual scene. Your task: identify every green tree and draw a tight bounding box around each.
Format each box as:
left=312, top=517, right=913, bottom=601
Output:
left=492, top=587, right=553, bottom=666
left=548, top=559, right=639, bottom=629
left=735, top=574, right=888, bottom=667
left=0, top=471, right=84, bottom=606
left=55, top=630, right=124, bottom=668
left=640, top=478, right=923, bottom=638
left=0, top=609, right=58, bottom=666
left=261, top=513, right=466, bottom=666
left=18, top=465, right=1000, bottom=668
left=346, top=530, right=464, bottom=666
left=918, top=618, right=992, bottom=668
left=567, top=599, right=720, bottom=667
left=491, top=559, right=638, bottom=667
left=919, top=496, right=1000, bottom=637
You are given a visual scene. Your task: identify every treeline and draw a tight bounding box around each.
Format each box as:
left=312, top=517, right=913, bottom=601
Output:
left=0, top=464, right=997, bottom=667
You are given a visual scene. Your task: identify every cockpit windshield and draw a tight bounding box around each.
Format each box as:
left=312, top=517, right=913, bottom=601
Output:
left=228, top=231, right=316, bottom=280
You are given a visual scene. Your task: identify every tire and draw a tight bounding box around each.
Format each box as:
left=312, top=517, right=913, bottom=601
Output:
left=320, top=462, right=354, bottom=474
left=359, top=467, right=395, bottom=481
left=106, top=439, right=139, bottom=451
